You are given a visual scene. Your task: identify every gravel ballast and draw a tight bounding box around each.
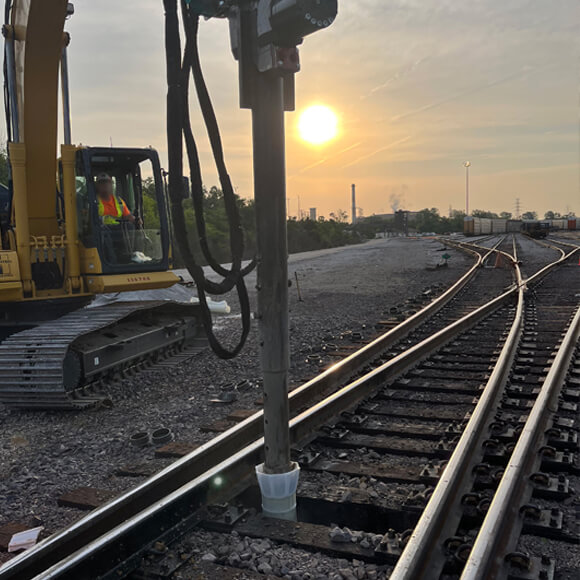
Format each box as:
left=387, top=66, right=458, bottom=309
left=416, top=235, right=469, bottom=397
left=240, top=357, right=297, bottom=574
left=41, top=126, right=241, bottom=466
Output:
left=0, top=237, right=472, bottom=560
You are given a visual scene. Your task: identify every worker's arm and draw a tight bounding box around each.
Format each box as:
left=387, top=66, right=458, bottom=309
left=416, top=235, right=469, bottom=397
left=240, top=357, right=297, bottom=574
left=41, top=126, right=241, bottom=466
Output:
left=120, top=199, right=136, bottom=223
left=120, top=199, right=144, bottom=227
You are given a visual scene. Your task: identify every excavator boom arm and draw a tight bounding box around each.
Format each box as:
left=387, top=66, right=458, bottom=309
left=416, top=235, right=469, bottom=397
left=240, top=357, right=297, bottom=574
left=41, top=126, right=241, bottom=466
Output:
left=6, top=0, right=69, bottom=235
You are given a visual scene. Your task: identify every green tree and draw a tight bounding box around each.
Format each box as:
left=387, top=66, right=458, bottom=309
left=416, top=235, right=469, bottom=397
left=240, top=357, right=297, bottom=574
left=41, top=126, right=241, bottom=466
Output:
left=142, top=177, right=161, bottom=230
left=448, top=210, right=466, bottom=232
left=472, top=209, right=499, bottom=218
left=544, top=211, right=561, bottom=219
left=500, top=211, right=512, bottom=220
left=329, top=209, right=348, bottom=223
left=0, top=148, right=10, bottom=185
left=522, top=211, right=538, bottom=220
left=353, top=215, right=392, bottom=238
left=415, top=208, right=443, bottom=233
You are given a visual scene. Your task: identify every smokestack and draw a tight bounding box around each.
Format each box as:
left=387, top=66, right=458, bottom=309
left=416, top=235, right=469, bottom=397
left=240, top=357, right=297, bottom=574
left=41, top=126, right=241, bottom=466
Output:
left=351, top=184, right=356, bottom=224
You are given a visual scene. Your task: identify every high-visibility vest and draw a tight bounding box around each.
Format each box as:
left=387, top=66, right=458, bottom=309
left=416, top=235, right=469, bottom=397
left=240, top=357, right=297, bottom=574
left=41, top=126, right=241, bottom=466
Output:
left=98, top=196, right=124, bottom=225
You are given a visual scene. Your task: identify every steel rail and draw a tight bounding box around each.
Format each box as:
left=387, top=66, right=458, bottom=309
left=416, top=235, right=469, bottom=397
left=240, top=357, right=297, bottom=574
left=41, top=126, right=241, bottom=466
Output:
left=388, top=245, right=579, bottom=580
left=525, top=235, right=567, bottom=259
left=8, top=246, right=577, bottom=580
left=0, top=242, right=495, bottom=578
left=454, top=236, right=518, bottom=272
left=512, top=235, right=523, bottom=286
left=26, top=278, right=523, bottom=580
left=547, top=234, right=580, bottom=248
left=389, top=239, right=525, bottom=580
left=454, top=234, right=506, bottom=253
left=4, top=244, right=577, bottom=580
left=2, top=248, right=524, bottom=580
left=461, top=302, right=580, bottom=580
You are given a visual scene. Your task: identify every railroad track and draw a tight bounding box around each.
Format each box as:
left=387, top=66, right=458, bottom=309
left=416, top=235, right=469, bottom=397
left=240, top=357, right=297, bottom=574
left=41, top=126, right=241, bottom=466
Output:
left=1, top=237, right=578, bottom=579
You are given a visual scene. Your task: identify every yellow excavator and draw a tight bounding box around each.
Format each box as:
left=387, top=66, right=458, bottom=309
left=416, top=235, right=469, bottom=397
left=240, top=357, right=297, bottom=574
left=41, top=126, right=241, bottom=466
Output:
left=0, top=0, right=336, bottom=411
left=0, top=0, right=210, bottom=409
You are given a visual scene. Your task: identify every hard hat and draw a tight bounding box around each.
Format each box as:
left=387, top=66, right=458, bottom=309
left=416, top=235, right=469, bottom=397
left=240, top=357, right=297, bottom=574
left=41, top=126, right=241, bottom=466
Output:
left=95, top=172, right=112, bottom=183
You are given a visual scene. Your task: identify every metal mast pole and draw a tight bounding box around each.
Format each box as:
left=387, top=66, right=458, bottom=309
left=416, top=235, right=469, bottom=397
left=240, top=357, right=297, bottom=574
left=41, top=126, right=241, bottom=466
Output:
left=252, top=71, right=291, bottom=475
left=60, top=39, right=72, bottom=145
left=466, top=165, right=469, bottom=216
left=464, top=161, right=471, bottom=216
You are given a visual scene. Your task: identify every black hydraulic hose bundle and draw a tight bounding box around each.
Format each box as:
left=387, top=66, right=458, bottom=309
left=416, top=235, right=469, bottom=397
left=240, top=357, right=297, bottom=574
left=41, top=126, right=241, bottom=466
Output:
left=163, top=0, right=254, bottom=359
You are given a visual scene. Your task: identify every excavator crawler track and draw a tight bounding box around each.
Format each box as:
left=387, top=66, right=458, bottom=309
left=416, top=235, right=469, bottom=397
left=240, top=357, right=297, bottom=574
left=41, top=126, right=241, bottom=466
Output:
left=0, top=301, right=206, bottom=410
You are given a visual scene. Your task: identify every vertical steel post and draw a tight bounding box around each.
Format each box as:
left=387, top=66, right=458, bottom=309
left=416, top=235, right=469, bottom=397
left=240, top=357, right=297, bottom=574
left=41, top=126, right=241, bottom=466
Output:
left=9, top=142, right=32, bottom=295
left=60, top=41, right=72, bottom=145
left=465, top=164, right=470, bottom=216
left=61, top=144, right=80, bottom=291
left=252, top=71, right=292, bottom=475
left=4, top=33, right=20, bottom=142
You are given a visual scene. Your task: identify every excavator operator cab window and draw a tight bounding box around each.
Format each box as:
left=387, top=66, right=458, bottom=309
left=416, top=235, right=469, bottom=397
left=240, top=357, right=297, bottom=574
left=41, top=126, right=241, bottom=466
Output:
left=76, top=148, right=170, bottom=275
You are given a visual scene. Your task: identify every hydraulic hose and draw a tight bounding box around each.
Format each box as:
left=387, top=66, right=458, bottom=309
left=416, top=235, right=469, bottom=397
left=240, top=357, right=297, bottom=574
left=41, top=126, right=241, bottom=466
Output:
left=163, top=0, right=253, bottom=359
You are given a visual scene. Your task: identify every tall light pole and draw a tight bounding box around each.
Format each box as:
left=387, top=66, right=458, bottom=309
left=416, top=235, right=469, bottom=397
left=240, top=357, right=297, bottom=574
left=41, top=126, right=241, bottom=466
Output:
left=464, top=161, right=471, bottom=216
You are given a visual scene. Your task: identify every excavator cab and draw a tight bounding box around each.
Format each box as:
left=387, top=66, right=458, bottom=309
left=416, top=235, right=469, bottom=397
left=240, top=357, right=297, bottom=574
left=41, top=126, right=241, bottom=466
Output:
left=73, top=147, right=171, bottom=274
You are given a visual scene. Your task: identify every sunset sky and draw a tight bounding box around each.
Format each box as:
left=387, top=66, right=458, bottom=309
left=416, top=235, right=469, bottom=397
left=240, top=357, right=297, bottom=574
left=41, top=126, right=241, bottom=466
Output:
left=64, top=0, right=578, bottom=219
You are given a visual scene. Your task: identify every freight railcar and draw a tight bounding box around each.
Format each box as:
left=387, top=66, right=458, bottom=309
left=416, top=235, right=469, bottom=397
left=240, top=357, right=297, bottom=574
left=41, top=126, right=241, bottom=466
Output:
left=464, top=217, right=508, bottom=236
left=521, top=221, right=549, bottom=238
left=550, top=219, right=568, bottom=231
left=463, top=217, right=492, bottom=235
left=491, top=219, right=506, bottom=233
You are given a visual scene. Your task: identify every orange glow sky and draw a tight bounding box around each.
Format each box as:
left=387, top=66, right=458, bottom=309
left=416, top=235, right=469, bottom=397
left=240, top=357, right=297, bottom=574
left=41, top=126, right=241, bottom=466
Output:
left=65, top=1, right=578, bottom=218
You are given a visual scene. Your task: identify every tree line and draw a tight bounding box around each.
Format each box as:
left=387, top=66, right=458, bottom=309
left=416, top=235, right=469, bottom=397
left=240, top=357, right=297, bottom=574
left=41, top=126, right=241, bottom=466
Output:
left=471, top=209, right=576, bottom=220
left=0, top=140, right=572, bottom=264
left=143, top=182, right=362, bottom=266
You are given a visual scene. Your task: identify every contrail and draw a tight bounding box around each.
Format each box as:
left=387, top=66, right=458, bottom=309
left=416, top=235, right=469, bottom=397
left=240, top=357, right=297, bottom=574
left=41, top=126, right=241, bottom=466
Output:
left=363, top=57, right=429, bottom=100
left=390, top=65, right=535, bottom=123
left=296, top=142, right=363, bottom=174
left=344, top=135, right=412, bottom=169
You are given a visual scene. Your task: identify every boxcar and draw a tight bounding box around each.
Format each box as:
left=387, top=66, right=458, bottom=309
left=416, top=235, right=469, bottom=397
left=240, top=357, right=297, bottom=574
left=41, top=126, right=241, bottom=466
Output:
left=464, top=217, right=475, bottom=235
left=491, top=219, right=507, bottom=233
left=551, top=219, right=568, bottom=230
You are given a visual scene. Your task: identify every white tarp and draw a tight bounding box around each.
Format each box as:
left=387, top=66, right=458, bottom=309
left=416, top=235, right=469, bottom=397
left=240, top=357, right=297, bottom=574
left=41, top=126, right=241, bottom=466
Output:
left=86, top=285, right=230, bottom=314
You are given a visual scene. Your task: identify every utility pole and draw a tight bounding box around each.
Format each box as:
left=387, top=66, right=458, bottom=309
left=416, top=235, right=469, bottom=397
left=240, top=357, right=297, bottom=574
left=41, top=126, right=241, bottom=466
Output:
left=351, top=183, right=356, bottom=224
left=463, top=161, right=471, bottom=216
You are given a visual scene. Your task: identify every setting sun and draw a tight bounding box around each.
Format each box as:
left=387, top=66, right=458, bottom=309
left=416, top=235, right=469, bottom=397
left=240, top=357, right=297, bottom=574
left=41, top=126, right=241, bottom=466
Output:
left=298, top=105, right=338, bottom=145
